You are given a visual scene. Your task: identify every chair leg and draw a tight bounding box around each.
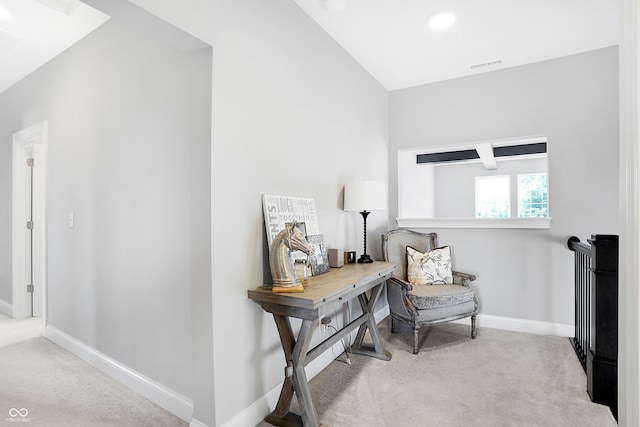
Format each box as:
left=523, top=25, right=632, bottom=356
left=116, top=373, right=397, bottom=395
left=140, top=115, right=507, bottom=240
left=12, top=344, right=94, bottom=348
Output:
left=413, top=326, right=420, bottom=354
left=471, top=315, right=477, bottom=339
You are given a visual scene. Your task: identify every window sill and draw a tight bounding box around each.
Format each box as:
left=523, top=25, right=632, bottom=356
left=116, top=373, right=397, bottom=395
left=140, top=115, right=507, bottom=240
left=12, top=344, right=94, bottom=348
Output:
left=396, top=217, right=552, bottom=229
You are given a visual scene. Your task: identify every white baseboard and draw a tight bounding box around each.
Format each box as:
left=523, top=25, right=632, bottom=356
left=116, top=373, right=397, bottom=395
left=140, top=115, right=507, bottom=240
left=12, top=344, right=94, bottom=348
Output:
left=0, top=298, right=12, bottom=317
left=190, top=418, right=209, bottom=427
left=222, top=305, right=390, bottom=427
left=221, top=383, right=280, bottom=427
left=45, top=325, right=194, bottom=423
left=453, top=313, right=574, bottom=337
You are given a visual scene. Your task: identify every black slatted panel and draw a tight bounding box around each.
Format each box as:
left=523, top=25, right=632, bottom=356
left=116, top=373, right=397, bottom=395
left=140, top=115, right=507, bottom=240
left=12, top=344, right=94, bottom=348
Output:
left=417, top=142, right=546, bottom=164
left=493, top=142, right=547, bottom=157
left=416, top=149, right=479, bottom=164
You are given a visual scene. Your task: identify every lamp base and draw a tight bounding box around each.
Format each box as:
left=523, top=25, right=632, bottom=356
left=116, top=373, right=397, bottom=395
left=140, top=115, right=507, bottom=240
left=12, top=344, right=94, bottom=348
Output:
left=357, top=254, right=373, bottom=264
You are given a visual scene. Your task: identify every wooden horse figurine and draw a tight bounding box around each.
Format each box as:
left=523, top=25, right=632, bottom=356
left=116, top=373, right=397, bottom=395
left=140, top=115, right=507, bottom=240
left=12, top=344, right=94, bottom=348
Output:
left=269, top=222, right=315, bottom=293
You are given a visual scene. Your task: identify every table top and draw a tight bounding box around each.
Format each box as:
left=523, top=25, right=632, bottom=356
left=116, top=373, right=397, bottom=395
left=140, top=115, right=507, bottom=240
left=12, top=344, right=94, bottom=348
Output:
left=248, top=262, right=396, bottom=310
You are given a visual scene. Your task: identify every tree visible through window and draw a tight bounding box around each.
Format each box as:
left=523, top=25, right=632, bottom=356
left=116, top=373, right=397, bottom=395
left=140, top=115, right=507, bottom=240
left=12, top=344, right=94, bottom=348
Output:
left=518, top=173, right=548, bottom=218
left=475, top=176, right=510, bottom=218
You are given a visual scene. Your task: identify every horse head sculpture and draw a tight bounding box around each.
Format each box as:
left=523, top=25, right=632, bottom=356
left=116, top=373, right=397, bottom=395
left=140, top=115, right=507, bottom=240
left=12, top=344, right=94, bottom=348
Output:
left=269, top=222, right=315, bottom=288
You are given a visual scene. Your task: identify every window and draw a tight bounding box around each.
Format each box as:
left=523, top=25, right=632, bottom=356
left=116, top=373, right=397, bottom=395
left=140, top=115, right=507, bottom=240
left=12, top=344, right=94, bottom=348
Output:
left=397, top=136, right=551, bottom=229
left=475, top=174, right=549, bottom=219
left=518, top=173, right=548, bottom=218
left=475, top=176, right=510, bottom=218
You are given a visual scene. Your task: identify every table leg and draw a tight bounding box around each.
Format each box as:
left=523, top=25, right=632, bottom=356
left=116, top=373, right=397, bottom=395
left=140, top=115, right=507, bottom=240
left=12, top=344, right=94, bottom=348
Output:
left=266, top=315, right=321, bottom=427
left=352, top=282, right=392, bottom=361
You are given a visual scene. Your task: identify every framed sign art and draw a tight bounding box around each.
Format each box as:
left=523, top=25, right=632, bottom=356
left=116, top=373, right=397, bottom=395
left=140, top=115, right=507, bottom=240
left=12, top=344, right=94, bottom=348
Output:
left=263, top=194, right=320, bottom=262
left=262, top=195, right=319, bottom=246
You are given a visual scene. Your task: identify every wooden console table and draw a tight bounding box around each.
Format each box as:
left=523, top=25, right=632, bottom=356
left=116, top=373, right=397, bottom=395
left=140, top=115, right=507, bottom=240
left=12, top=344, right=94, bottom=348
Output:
left=248, top=262, right=396, bottom=427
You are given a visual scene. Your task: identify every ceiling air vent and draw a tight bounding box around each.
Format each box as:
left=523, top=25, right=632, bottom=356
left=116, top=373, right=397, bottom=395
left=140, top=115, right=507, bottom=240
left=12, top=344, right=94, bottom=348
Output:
left=470, top=59, right=502, bottom=70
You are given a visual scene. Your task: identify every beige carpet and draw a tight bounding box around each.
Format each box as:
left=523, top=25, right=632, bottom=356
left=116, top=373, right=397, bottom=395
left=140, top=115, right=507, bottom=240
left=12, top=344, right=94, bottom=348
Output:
left=0, top=313, right=41, bottom=347
left=258, top=319, right=617, bottom=427
left=0, top=317, right=186, bottom=427
left=0, top=316, right=617, bottom=427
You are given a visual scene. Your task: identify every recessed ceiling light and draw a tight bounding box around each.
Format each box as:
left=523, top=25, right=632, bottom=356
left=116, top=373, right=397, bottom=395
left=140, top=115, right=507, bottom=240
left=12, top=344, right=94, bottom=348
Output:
left=0, top=5, right=12, bottom=20
left=427, top=13, right=456, bottom=30
left=325, top=0, right=347, bottom=12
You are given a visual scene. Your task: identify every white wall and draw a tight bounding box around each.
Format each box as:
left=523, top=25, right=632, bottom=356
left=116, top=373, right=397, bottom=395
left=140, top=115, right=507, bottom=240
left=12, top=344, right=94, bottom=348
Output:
left=390, top=47, right=619, bottom=326
left=0, top=0, right=212, bottom=417
left=619, top=0, right=640, bottom=425
left=0, top=0, right=388, bottom=424
left=398, top=151, right=435, bottom=218
left=0, top=100, right=11, bottom=306
left=208, top=2, right=389, bottom=425
left=99, top=0, right=389, bottom=425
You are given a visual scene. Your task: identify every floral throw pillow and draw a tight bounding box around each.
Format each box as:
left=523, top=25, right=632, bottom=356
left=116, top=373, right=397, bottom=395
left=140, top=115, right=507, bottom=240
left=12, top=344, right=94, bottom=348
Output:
left=406, top=246, right=453, bottom=285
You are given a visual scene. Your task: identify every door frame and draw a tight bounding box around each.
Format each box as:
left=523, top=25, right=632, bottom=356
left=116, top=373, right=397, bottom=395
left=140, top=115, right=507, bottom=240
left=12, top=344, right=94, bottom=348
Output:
left=620, top=0, right=640, bottom=424
left=12, top=121, right=48, bottom=327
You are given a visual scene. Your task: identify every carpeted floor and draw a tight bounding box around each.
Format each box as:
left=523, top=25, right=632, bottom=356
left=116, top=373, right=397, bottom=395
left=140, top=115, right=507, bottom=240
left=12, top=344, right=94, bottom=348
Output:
left=258, top=319, right=618, bottom=427
left=0, top=313, right=41, bottom=347
left=0, top=315, right=617, bottom=427
left=0, top=316, right=186, bottom=427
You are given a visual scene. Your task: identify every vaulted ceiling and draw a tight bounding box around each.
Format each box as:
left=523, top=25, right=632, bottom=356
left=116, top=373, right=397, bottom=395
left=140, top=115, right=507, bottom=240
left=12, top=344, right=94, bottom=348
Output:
left=0, top=0, right=108, bottom=94
left=293, top=0, right=620, bottom=90
left=0, top=0, right=620, bottom=95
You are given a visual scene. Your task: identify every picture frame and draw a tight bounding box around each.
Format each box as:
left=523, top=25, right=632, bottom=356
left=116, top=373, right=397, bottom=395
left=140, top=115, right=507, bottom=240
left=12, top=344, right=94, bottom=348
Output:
left=262, top=194, right=319, bottom=248
left=306, top=234, right=330, bottom=276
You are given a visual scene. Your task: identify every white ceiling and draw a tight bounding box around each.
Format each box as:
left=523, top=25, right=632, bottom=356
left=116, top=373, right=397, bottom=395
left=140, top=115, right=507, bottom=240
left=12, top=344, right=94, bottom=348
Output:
left=0, top=0, right=108, bottom=94
left=293, top=0, right=620, bottom=91
left=0, top=1, right=621, bottom=95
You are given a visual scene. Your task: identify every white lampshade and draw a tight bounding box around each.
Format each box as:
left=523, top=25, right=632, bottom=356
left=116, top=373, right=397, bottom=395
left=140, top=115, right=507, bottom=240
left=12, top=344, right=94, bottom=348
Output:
left=344, top=181, right=387, bottom=212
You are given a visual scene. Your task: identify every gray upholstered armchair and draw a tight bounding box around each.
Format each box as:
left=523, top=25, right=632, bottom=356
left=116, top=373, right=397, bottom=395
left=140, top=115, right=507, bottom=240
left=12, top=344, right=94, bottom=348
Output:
left=382, top=229, right=478, bottom=354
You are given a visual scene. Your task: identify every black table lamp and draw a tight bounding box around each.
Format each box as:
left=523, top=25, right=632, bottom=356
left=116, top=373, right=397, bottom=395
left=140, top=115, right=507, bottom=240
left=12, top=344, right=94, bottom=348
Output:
left=344, top=181, right=387, bottom=263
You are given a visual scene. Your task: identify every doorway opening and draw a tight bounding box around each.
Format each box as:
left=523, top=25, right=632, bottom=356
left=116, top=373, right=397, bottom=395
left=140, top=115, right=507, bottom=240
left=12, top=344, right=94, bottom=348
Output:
left=12, top=122, right=47, bottom=329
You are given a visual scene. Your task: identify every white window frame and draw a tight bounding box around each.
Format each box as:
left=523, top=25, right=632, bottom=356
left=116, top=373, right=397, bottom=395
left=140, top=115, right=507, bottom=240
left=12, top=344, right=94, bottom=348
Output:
left=517, top=173, right=549, bottom=218
left=475, top=175, right=511, bottom=218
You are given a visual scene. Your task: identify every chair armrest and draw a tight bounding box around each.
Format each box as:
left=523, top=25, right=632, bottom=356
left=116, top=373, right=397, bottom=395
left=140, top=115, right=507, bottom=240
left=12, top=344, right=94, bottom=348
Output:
left=386, top=277, right=416, bottom=318
left=452, top=271, right=476, bottom=287
left=388, top=276, right=413, bottom=292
